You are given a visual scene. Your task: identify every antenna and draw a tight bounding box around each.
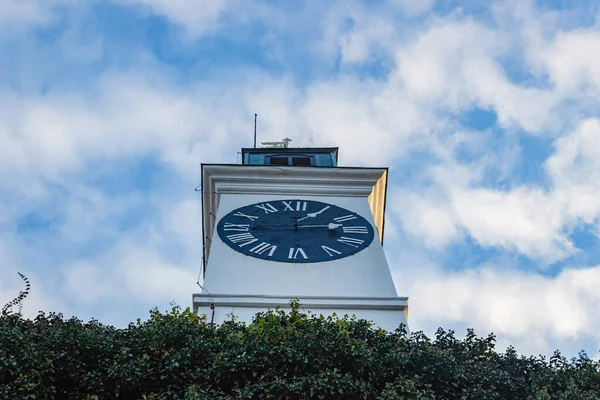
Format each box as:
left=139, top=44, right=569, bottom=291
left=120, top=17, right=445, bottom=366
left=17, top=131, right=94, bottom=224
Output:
left=253, top=113, right=257, bottom=148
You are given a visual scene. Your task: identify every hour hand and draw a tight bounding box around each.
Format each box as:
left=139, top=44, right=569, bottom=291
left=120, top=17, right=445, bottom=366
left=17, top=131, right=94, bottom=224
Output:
left=297, top=206, right=331, bottom=221
left=297, top=212, right=317, bottom=222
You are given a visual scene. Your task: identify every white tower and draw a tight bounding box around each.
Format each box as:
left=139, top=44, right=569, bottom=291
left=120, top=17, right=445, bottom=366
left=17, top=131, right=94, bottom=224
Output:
left=193, top=146, right=408, bottom=331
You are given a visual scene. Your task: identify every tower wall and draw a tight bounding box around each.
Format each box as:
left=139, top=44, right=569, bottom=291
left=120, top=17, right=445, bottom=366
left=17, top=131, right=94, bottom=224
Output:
left=194, top=164, right=408, bottom=331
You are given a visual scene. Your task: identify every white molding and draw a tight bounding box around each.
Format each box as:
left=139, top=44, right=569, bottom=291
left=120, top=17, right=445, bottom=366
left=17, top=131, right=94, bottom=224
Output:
left=194, top=293, right=409, bottom=322
left=193, top=293, right=408, bottom=306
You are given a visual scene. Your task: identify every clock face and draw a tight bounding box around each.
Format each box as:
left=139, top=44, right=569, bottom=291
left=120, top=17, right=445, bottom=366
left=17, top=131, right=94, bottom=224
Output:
left=216, top=199, right=375, bottom=263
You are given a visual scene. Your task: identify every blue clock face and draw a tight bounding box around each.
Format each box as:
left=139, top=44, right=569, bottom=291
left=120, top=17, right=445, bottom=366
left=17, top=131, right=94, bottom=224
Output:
left=217, top=199, right=375, bottom=263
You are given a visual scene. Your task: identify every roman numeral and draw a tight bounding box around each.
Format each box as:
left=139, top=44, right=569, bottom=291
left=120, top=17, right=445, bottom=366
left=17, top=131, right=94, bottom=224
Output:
left=288, top=247, right=308, bottom=259
left=337, top=236, right=364, bottom=248
left=282, top=201, right=307, bottom=211
left=249, top=242, right=277, bottom=256
left=233, top=211, right=259, bottom=221
left=334, top=214, right=357, bottom=223
left=227, top=233, right=258, bottom=247
left=321, top=245, right=342, bottom=257
left=342, top=226, right=368, bottom=234
left=255, top=203, right=278, bottom=214
left=223, top=223, right=250, bottom=232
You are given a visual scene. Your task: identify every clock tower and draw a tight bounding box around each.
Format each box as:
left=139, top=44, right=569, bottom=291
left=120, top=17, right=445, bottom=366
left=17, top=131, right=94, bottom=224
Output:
left=193, top=145, right=408, bottom=331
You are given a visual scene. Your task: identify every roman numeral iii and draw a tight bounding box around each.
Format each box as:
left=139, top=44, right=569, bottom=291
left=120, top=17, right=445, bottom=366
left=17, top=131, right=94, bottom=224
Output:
left=342, top=226, right=368, bottom=234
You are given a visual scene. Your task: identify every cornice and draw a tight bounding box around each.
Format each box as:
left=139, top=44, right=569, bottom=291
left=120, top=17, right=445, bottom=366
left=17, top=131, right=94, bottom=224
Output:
left=193, top=294, right=408, bottom=319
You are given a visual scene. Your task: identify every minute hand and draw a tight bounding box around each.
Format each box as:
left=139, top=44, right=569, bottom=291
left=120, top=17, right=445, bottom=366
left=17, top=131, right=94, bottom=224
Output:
left=298, top=223, right=342, bottom=229
left=297, top=206, right=331, bottom=221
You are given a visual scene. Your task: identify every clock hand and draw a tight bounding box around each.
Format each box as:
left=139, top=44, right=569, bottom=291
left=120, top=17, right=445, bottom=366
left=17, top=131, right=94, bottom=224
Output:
left=297, top=223, right=342, bottom=229
left=297, top=206, right=331, bottom=221
left=252, top=224, right=294, bottom=231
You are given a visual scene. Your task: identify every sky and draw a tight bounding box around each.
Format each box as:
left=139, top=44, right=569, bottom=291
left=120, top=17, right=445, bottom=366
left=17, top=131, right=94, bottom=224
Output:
left=1, top=0, right=600, bottom=359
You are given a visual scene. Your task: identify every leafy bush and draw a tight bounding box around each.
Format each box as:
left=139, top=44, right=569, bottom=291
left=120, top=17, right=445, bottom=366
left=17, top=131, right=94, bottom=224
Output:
left=1, top=301, right=599, bottom=399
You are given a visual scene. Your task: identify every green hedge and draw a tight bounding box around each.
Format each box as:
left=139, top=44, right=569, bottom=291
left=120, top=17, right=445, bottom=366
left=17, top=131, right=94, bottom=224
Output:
left=1, top=301, right=599, bottom=399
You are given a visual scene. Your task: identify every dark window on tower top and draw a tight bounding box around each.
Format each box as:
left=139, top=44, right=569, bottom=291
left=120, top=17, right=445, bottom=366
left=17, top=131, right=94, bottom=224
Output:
left=268, top=156, right=290, bottom=165
left=267, top=155, right=314, bottom=166
left=292, top=157, right=312, bottom=166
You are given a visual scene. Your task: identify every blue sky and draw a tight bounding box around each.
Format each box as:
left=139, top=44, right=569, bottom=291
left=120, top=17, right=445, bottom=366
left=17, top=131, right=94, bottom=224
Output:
left=2, top=0, right=600, bottom=358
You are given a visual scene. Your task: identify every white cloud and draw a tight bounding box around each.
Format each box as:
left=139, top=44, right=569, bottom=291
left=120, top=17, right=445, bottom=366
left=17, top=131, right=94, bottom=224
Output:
left=338, top=20, right=396, bottom=64
left=162, top=197, right=203, bottom=252
left=0, top=0, right=74, bottom=32
left=449, top=187, right=574, bottom=262
left=332, top=3, right=398, bottom=65
left=299, top=78, right=430, bottom=165
left=393, top=257, right=600, bottom=356
left=393, top=17, right=561, bottom=133
left=390, top=115, right=600, bottom=264
left=0, top=0, right=47, bottom=26
left=118, top=249, right=197, bottom=302
left=390, top=0, right=435, bottom=17
left=119, top=0, right=230, bottom=36
left=0, top=72, right=252, bottom=184
left=394, top=20, right=504, bottom=105
left=392, top=189, right=460, bottom=248
left=63, top=244, right=197, bottom=307
left=390, top=184, right=577, bottom=263
left=547, top=119, right=600, bottom=187
left=63, top=261, right=118, bottom=303
left=392, top=186, right=565, bottom=263
left=59, top=186, right=146, bottom=243
left=541, top=30, right=600, bottom=95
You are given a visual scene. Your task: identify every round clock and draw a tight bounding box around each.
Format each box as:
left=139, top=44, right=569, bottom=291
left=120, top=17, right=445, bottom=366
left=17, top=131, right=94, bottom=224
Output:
left=216, top=199, right=375, bottom=263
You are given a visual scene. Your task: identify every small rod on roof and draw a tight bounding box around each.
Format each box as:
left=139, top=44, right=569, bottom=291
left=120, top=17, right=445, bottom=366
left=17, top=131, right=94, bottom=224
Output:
left=253, top=113, right=257, bottom=148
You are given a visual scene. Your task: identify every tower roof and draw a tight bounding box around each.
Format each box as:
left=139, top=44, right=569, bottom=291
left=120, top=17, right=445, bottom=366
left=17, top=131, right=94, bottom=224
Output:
left=241, top=147, right=339, bottom=167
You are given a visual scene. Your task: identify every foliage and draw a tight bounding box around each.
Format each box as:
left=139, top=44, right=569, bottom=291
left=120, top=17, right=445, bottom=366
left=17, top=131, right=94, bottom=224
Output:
left=1, top=273, right=30, bottom=316
left=1, top=300, right=599, bottom=399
